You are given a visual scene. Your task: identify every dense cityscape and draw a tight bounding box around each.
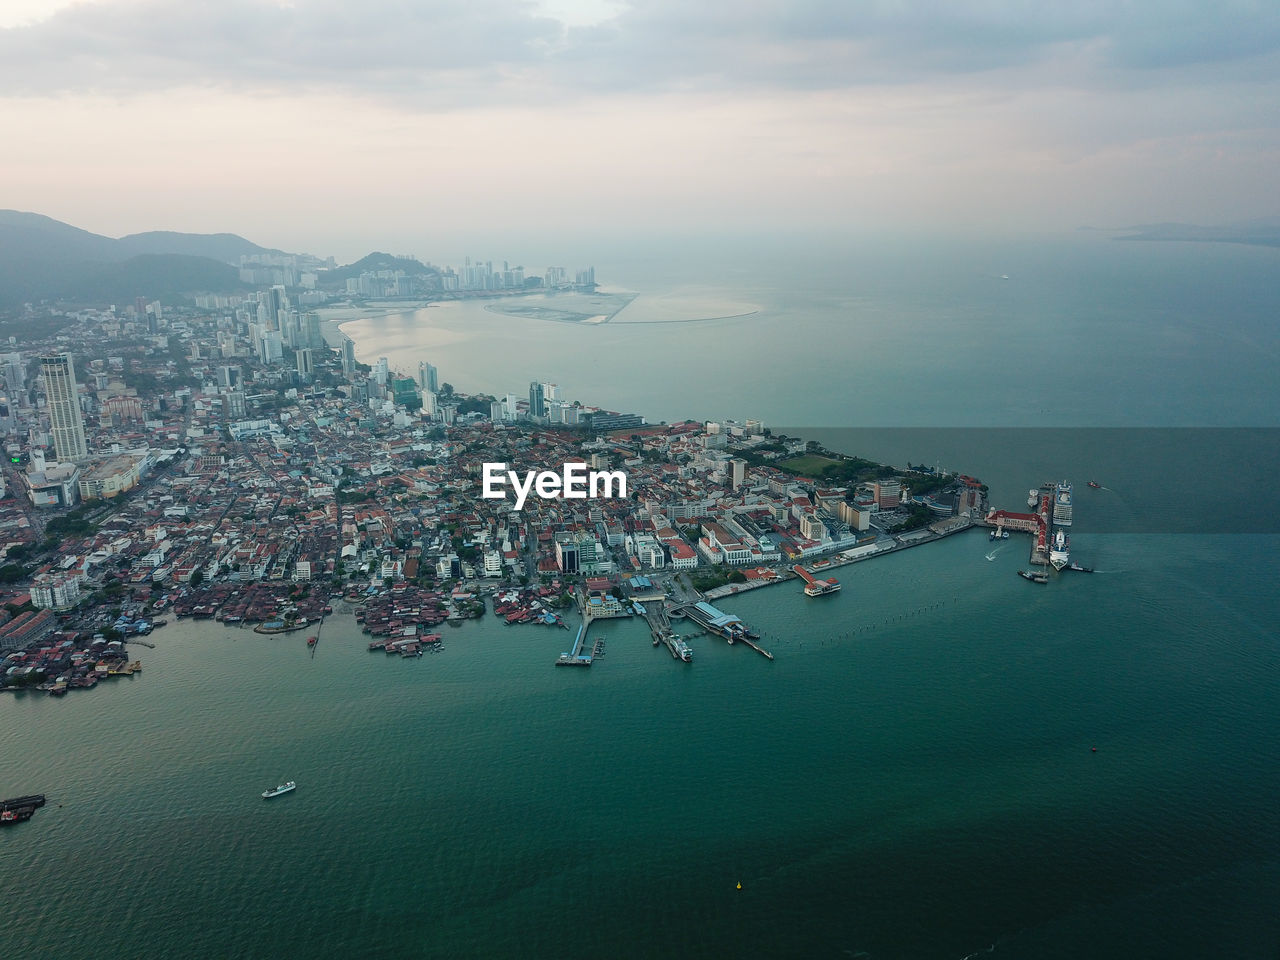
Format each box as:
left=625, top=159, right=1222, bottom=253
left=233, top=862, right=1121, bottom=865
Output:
left=0, top=279, right=986, bottom=696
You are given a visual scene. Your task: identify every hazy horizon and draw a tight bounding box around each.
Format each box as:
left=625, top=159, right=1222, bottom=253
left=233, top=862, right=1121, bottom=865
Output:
left=2, top=1, right=1279, bottom=262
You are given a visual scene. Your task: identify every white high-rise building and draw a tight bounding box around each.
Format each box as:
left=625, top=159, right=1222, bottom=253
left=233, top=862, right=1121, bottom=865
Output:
left=374, top=357, right=389, bottom=387
left=41, top=354, right=87, bottom=461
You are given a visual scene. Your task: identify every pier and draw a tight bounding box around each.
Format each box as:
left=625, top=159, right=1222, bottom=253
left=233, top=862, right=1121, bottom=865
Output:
left=678, top=601, right=773, bottom=661
left=556, top=622, right=593, bottom=667
left=985, top=481, right=1088, bottom=582
left=793, top=564, right=841, bottom=597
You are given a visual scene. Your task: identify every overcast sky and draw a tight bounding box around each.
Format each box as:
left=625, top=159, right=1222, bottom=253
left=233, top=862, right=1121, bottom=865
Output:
left=2, top=0, right=1278, bottom=260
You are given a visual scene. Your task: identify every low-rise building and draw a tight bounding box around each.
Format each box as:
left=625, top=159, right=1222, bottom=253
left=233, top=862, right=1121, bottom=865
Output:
left=78, top=455, right=142, bottom=501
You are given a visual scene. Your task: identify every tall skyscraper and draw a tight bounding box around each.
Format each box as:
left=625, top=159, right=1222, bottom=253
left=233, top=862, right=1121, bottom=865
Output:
left=418, top=361, right=438, bottom=394
left=528, top=381, right=545, bottom=419
left=296, top=348, right=314, bottom=378
left=259, top=332, right=283, bottom=364
left=341, top=337, right=357, bottom=378
left=41, top=353, right=87, bottom=462
left=2, top=353, right=25, bottom=400
left=374, top=357, right=389, bottom=387
left=303, top=312, right=322, bottom=349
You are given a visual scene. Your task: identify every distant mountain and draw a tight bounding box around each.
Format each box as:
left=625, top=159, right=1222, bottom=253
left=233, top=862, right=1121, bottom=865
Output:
left=334, top=252, right=439, bottom=278
left=1117, top=217, right=1280, bottom=248
left=0, top=210, right=275, bottom=265
left=0, top=210, right=280, bottom=307
left=116, top=230, right=275, bottom=263
left=70, top=254, right=243, bottom=304
left=319, top=251, right=440, bottom=290
left=0, top=210, right=122, bottom=263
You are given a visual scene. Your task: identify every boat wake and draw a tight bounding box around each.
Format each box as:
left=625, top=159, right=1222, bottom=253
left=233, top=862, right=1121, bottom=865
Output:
left=985, top=544, right=1008, bottom=561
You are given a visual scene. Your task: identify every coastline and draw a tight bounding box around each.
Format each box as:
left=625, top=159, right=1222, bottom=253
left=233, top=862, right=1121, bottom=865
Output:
left=317, top=300, right=436, bottom=347
left=701, top=517, right=978, bottom=601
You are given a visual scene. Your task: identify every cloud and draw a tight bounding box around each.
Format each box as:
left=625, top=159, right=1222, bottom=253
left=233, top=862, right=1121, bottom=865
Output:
left=2, top=0, right=1278, bottom=104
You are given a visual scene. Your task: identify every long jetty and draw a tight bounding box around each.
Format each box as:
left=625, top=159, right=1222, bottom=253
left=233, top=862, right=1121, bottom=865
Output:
left=556, top=622, right=593, bottom=667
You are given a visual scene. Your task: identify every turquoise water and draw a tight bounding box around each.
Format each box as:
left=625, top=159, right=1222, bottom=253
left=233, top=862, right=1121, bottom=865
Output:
left=2, top=532, right=1278, bottom=958
left=5, top=234, right=1280, bottom=957
left=330, top=234, right=1280, bottom=427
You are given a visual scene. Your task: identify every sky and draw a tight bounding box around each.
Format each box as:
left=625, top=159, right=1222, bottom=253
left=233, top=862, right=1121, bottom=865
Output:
left=2, top=0, right=1279, bottom=261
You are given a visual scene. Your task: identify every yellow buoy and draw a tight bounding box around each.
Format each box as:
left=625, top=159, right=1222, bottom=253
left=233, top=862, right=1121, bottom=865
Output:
left=736, top=882, right=742, bottom=890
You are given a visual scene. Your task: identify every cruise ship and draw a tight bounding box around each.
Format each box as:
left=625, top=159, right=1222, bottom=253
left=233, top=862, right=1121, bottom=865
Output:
left=1049, top=530, right=1070, bottom=570
left=1052, top=482, right=1073, bottom=527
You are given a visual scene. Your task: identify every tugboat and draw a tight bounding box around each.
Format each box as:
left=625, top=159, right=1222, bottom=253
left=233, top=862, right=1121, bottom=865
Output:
left=1017, top=569, right=1049, bottom=584
left=306, top=636, right=317, bottom=647
left=1087, top=480, right=1101, bottom=489
left=261, top=781, right=296, bottom=799
left=1, top=794, right=46, bottom=825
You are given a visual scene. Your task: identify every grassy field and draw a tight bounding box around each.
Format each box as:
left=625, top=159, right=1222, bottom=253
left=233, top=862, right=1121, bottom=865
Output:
left=778, top=454, right=843, bottom=476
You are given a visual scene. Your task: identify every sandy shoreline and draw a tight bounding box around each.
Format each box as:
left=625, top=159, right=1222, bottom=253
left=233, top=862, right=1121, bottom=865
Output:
left=316, top=300, right=436, bottom=346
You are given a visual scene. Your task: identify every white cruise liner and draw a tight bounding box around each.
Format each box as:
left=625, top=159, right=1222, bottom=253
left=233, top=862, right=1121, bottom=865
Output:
left=1052, top=482, right=1073, bottom=527
left=1049, top=530, right=1070, bottom=571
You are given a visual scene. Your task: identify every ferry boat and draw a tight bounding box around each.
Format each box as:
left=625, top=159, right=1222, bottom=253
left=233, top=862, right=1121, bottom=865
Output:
left=664, top=634, right=694, bottom=662
left=261, top=782, right=296, bottom=799
left=1028, top=489, right=1039, bottom=507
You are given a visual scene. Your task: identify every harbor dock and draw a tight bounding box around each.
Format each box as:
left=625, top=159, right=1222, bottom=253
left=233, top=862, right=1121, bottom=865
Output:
left=556, top=623, right=593, bottom=667
left=678, top=601, right=772, bottom=660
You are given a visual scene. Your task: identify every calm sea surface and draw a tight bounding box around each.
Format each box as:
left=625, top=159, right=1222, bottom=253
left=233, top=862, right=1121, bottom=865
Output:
left=3, top=234, right=1279, bottom=959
